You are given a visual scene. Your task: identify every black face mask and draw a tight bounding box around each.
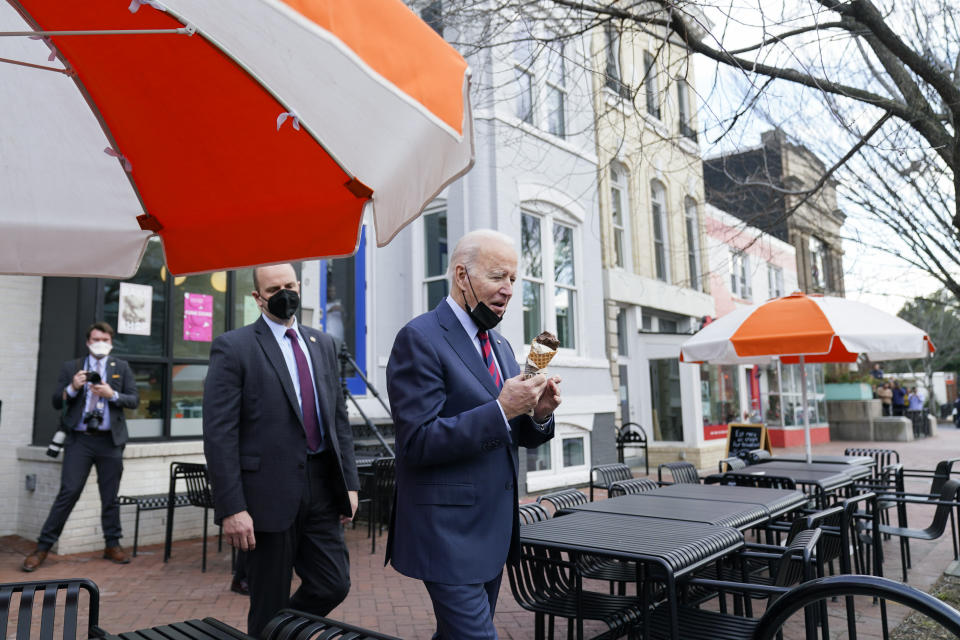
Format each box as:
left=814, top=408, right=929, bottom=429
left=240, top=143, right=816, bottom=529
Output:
left=265, top=289, right=300, bottom=320
left=462, top=270, right=502, bottom=331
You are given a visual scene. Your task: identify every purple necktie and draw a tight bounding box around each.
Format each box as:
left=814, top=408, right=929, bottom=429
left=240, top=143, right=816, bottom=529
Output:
left=285, top=328, right=323, bottom=451
left=477, top=331, right=502, bottom=389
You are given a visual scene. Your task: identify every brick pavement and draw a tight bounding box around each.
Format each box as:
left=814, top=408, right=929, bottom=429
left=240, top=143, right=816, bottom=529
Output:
left=3, top=427, right=960, bottom=639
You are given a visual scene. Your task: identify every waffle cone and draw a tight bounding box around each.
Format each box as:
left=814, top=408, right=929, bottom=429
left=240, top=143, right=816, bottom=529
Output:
left=522, top=339, right=559, bottom=379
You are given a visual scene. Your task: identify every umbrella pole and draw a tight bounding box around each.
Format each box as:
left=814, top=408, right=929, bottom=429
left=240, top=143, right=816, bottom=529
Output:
left=800, top=355, right=812, bottom=463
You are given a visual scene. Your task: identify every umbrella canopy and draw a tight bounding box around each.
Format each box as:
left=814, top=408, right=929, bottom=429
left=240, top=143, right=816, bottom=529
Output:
left=680, top=292, right=934, bottom=364
left=680, top=292, right=934, bottom=461
left=0, top=0, right=472, bottom=278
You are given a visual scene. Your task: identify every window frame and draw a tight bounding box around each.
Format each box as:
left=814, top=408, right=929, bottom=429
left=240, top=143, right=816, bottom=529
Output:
left=525, top=422, right=592, bottom=491
left=767, top=264, right=784, bottom=299
left=677, top=77, right=696, bottom=140
left=643, top=51, right=661, bottom=119
left=520, top=206, right=581, bottom=352
left=545, top=43, right=567, bottom=138
left=319, top=227, right=368, bottom=396
left=422, top=205, right=449, bottom=312
left=684, top=196, right=701, bottom=291
left=610, top=162, right=631, bottom=270
left=730, top=251, right=752, bottom=300
left=650, top=180, right=670, bottom=282
left=604, top=23, right=629, bottom=99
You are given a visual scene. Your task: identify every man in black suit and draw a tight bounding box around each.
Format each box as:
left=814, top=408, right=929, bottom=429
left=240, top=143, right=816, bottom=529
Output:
left=23, top=321, right=139, bottom=571
left=203, top=263, right=359, bottom=636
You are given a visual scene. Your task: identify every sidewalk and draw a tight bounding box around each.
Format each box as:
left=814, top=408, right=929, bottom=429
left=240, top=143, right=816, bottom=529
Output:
left=2, top=428, right=958, bottom=638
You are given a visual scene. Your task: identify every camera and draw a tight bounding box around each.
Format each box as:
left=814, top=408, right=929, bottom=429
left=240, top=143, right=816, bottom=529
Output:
left=83, top=408, right=104, bottom=431
left=85, top=371, right=102, bottom=385
left=46, top=430, right=67, bottom=458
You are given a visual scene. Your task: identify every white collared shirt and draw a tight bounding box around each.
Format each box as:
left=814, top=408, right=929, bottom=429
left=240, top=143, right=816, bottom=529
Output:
left=261, top=314, right=323, bottom=422
left=445, top=296, right=510, bottom=431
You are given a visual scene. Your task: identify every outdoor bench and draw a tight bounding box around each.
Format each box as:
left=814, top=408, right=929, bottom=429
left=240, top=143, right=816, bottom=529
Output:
left=116, top=492, right=192, bottom=556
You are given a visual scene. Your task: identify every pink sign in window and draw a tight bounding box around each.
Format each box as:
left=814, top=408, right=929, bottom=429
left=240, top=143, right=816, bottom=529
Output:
left=183, top=293, right=213, bottom=342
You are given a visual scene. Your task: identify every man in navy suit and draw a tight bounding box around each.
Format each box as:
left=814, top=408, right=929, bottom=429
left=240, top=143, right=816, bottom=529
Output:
left=203, top=263, right=360, bottom=636
left=386, top=229, right=561, bottom=639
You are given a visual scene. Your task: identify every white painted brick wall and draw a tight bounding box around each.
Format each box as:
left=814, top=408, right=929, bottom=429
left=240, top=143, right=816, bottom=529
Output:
left=18, top=441, right=216, bottom=554
left=0, top=276, right=43, bottom=536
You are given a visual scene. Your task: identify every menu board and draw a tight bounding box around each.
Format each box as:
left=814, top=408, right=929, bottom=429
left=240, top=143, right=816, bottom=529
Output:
left=725, top=423, right=771, bottom=461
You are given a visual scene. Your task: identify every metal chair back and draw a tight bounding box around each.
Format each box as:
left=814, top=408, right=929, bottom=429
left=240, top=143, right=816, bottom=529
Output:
left=537, top=488, right=587, bottom=514
left=0, top=579, right=104, bottom=640
left=718, top=456, right=746, bottom=473
left=748, top=448, right=771, bottom=463
left=608, top=478, right=659, bottom=497
left=172, top=462, right=214, bottom=509
left=369, top=457, right=396, bottom=553
left=518, top=503, right=551, bottom=525
left=262, top=609, right=402, bottom=640
left=616, top=422, right=649, bottom=475
left=844, top=447, right=900, bottom=481
left=589, top=463, right=633, bottom=501
left=657, top=461, right=700, bottom=485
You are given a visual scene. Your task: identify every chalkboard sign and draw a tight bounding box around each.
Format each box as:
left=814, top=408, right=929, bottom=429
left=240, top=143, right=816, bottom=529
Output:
left=725, top=423, right=771, bottom=461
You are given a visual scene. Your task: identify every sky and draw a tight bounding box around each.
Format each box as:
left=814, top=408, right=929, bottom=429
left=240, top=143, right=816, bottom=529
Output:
left=690, top=1, right=946, bottom=315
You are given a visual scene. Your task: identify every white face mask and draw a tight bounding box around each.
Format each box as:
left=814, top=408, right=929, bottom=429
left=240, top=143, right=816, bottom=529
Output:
left=88, top=341, right=113, bottom=358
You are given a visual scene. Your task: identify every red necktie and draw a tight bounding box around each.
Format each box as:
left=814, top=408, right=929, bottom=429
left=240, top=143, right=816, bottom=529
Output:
left=477, top=331, right=502, bottom=389
left=285, top=328, right=323, bottom=451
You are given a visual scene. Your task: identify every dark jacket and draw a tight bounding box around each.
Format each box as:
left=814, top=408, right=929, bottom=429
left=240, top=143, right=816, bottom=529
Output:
left=202, top=317, right=360, bottom=531
left=52, top=355, right=139, bottom=447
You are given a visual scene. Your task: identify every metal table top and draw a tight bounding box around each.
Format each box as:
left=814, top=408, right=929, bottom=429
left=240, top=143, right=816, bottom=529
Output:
left=562, top=494, right=769, bottom=530
left=769, top=454, right=874, bottom=466
left=706, top=465, right=857, bottom=493
left=651, top=483, right=808, bottom=518
left=753, top=461, right=872, bottom=480
left=520, top=511, right=744, bottom=575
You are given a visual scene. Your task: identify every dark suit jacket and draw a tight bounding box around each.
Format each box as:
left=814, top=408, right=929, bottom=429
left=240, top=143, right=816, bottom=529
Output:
left=52, top=356, right=139, bottom=447
left=385, top=302, right=555, bottom=584
left=203, top=317, right=360, bottom=532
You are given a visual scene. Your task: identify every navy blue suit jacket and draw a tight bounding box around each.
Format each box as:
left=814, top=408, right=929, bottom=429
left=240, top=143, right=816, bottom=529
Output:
left=52, top=356, right=139, bottom=447
left=202, top=317, right=360, bottom=532
left=385, top=302, right=554, bottom=584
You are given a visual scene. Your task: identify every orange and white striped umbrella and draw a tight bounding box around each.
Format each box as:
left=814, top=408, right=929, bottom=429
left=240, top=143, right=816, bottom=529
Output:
left=0, top=0, right=472, bottom=277
left=681, top=292, right=935, bottom=364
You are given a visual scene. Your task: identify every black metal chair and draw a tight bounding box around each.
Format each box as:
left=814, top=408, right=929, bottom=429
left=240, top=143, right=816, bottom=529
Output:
left=645, top=529, right=822, bottom=640
left=747, top=449, right=771, bottom=464
left=262, top=608, right=402, bottom=640
left=589, top=463, right=633, bottom=501
left=508, top=508, right=643, bottom=640
left=616, top=422, right=649, bottom=475
left=706, top=472, right=797, bottom=491
left=164, top=462, right=220, bottom=572
left=0, top=579, right=106, bottom=639
left=718, top=456, right=747, bottom=473
left=863, top=478, right=960, bottom=581
left=657, top=461, right=700, bottom=485
left=370, top=457, right=395, bottom=554
left=608, top=477, right=659, bottom=497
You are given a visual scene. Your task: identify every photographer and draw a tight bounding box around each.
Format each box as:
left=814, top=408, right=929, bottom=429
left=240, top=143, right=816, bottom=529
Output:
left=22, top=322, right=139, bottom=572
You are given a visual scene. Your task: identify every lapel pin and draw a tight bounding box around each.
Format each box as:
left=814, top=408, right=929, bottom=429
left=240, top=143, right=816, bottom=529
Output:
left=110, top=362, right=116, bottom=366
left=309, top=336, right=317, bottom=342
left=497, top=339, right=501, bottom=344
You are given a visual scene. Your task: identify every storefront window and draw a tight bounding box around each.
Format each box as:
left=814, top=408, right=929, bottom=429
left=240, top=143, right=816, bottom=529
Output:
left=527, top=441, right=551, bottom=471
left=320, top=228, right=367, bottom=395
left=104, top=239, right=167, bottom=357
left=127, top=363, right=164, bottom=438
left=650, top=358, right=683, bottom=441
left=700, top=364, right=740, bottom=426
left=562, top=437, right=585, bottom=467
left=779, top=363, right=827, bottom=425
left=170, top=364, right=207, bottom=436
left=173, top=273, right=227, bottom=359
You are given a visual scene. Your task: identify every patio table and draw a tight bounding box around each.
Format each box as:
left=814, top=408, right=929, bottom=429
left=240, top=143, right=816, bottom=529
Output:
left=561, top=493, right=769, bottom=530
left=706, top=461, right=867, bottom=506
left=652, top=482, right=808, bottom=519
left=752, top=461, right=873, bottom=480
left=520, top=511, right=744, bottom=640
left=768, top=454, right=874, bottom=466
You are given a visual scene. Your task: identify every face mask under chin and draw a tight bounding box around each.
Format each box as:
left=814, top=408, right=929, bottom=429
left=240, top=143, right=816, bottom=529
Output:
left=462, top=271, right=503, bottom=331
